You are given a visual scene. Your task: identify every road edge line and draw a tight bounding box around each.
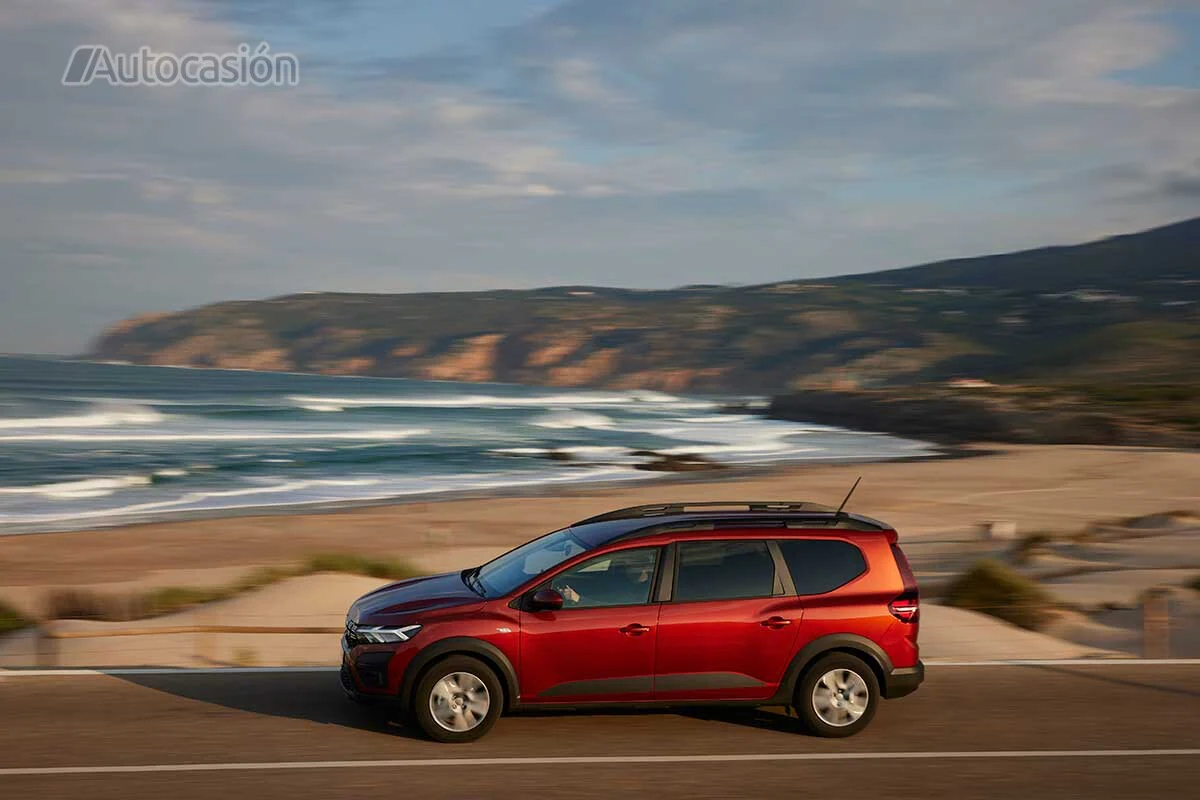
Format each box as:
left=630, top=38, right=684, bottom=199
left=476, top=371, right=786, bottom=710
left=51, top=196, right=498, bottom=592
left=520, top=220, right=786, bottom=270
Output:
left=2, top=659, right=1199, bottom=677
left=4, top=749, right=1200, bottom=776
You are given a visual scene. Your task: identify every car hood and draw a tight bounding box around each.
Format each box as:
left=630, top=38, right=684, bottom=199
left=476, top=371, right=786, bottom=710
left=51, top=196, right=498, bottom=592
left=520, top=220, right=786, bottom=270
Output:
left=348, top=571, right=484, bottom=623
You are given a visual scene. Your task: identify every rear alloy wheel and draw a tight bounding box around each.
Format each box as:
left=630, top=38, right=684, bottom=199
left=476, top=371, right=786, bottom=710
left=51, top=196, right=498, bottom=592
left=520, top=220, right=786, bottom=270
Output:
left=796, top=653, right=879, bottom=738
left=413, top=656, right=503, bottom=743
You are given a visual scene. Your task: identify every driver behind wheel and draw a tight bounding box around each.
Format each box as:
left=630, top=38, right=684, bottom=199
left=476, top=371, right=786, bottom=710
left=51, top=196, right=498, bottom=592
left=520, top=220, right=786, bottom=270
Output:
left=554, top=550, right=655, bottom=607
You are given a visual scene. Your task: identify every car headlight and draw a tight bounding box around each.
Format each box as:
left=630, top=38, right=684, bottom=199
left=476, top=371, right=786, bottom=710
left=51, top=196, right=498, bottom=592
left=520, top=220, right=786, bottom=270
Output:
left=354, top=623, right=422, bottom=644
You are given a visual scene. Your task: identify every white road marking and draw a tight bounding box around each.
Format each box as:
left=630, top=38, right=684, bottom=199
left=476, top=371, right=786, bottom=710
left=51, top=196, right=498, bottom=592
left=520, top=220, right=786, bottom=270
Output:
left=0, top=667, right=337, bottom=677
left=924, top=659, right=1200, bottom=667
left=3, top=749, right=1200, bottom=776
left=2, top=659, right=1198, bottom=678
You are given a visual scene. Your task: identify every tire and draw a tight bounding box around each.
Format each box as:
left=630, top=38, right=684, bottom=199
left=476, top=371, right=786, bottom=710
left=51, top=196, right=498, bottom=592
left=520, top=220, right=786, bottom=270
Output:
left=412, top=656, right=503, bottom=743
left=796, top=653, right=879, bottom=738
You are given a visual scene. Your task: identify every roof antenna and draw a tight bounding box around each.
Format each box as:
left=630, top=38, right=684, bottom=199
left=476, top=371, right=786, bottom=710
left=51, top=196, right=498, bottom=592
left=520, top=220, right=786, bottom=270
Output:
left=834, top=476, right=862, bottom=520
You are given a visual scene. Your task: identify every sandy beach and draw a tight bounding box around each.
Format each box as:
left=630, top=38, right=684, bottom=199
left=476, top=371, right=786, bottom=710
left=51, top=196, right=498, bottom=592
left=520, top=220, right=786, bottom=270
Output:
left=2, top=444, right=1198, bottom=666
left=1, top=444, right=1197, bottom=584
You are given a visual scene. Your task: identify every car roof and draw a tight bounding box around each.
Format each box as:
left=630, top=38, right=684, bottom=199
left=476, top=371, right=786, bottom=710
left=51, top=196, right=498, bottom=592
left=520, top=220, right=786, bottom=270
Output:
left=567, top=503, right=891, bottom=549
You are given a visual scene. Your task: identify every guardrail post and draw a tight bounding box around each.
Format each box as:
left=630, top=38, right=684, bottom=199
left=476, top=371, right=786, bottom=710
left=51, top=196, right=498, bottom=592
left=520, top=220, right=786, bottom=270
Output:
left=194, top=611, right=217, bottom=665
left=35, top=624, right=57, bottom=668
left=1142, top=588, right=1170, bottom=659
left=196, top=625, right=213, bottom=665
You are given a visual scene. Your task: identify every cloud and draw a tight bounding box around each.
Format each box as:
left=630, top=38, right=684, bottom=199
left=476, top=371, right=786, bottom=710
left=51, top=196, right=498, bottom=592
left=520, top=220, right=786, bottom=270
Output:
left=0, top=0, right=1197, bottom=353
left=1161, top=169, right=1200, bottom=198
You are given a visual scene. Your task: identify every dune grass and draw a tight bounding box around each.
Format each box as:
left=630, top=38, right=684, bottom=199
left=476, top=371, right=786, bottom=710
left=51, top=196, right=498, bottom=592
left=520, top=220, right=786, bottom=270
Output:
left=0, top=600, right=33, bottom=636
left=44, top=553, right=420, bottom=622
left=942, top=559, right=1056, bottom=631
left=1190, top=575, right=1200, bottom=592
left=300, top=553, right=415, bottom=580
left=1010, top=531, right=1055, bottom=565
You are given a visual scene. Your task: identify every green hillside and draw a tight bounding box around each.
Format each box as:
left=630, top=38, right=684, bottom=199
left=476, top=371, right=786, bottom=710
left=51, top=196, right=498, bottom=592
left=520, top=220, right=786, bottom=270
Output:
left=90, top=217, right=1200, bottom=393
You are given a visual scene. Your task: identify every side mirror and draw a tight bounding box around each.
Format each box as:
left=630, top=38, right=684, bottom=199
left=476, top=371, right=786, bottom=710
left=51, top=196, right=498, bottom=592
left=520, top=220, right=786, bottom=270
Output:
left=529, top=588, right=564, bottom=612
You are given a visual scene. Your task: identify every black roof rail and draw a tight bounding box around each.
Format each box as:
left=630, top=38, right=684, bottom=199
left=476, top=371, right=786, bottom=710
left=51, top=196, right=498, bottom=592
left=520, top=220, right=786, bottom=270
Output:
left=573, top=501, right=836, bottom=526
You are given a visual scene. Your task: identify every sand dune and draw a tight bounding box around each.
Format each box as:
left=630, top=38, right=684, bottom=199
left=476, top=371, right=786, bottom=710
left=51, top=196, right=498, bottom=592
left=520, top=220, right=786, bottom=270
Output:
left=0, top=570, right=1118, bottom=668
left=2, top=445, right=1198, bottom=667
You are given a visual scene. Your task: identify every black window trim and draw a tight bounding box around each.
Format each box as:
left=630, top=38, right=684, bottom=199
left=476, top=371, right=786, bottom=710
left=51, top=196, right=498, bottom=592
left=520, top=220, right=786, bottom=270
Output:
left=766, top=540, right=797, bottom=596
left=654, top=542, right=676, bottom=603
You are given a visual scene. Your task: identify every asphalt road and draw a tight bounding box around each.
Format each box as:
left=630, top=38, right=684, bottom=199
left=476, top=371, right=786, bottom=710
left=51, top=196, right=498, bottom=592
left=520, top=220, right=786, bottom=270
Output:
left=1, top=664, right=1197, bottom=799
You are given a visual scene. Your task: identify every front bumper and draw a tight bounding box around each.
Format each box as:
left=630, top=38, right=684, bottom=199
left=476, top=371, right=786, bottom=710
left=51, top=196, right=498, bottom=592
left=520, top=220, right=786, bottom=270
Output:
left=883, top=660, right=924, bottom=699
left=340, top=629, right=398, bottom=701
left=339, top=661, right=362, bottom=699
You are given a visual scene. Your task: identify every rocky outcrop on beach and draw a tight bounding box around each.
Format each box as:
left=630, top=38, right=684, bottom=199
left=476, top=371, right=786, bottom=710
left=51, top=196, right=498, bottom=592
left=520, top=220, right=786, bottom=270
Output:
left=629, top=451, right=727, bottom=472
left=768, top=387, right=1200, bottom=448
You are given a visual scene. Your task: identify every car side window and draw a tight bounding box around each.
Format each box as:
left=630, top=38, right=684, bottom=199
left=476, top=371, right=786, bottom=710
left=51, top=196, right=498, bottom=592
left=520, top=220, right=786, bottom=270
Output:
left=776, top=539, right=867, bottom=595
left=674, top=540, right=778, bottom=602
left=546, top=547, right=660, bottom=609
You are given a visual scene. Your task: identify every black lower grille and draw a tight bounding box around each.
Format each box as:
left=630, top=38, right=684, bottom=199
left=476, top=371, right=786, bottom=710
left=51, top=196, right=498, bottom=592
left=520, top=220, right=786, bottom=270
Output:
left=339, top=663, right=356, bottom=694
left=352, top=652, right=391, bottom=690
left=354, top=651, right=392, bottom=689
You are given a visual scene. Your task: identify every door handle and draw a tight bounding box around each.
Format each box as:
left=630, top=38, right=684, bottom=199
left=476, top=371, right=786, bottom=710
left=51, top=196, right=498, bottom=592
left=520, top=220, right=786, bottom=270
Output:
left=619, top=623, right=651, bottom=636
left=761, top=616, right=792, bottom=629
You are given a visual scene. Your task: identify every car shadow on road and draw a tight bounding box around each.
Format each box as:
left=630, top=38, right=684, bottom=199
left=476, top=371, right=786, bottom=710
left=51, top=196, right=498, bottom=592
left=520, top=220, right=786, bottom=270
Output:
left=113, top=671, right=805, bottom=740
left=678, top=706, right=802, bottom=733
left=114, top=671, right=429, bottom=740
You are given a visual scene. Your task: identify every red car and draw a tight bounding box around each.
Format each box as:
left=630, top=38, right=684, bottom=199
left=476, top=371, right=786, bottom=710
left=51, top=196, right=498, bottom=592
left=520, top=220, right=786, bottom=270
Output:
left=341, top=501, right=923, bottom=742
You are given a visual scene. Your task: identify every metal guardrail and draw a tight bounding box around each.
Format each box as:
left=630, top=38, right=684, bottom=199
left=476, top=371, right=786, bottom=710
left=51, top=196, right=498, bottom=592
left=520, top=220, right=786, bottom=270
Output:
left=31, top=624, right=344, bottom=668
left=13, top=588, right=1182, bottom=667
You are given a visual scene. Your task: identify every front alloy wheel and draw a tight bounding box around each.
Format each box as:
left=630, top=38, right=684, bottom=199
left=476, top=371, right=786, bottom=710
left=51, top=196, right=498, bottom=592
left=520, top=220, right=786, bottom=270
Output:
left=429, top=671, right=491, bottom=733
left=413, top=656, right=503, bottom=743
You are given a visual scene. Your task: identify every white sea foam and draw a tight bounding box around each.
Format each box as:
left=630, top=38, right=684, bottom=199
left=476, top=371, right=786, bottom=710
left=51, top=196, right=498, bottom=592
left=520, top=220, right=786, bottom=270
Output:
left=0, top=475, right=153, bottom=499
left=0, top=428, right=430, bottom=444
left=530, top=411, right=615, bottom=430
left=0, top=466, right=656, bottom=529
left=299, top=403, right=344, bottom=412
left=658, top=441, right=802, bottom=456
left=286, top=391, right=717, bottom=411
left=0, top=404, right=164, bottom=430
left=490, top=445, right=633, bottom=460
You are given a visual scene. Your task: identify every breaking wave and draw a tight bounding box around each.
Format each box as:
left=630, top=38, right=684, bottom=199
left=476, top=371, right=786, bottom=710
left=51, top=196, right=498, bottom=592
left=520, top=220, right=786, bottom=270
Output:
left=530, top=411, right=616, bottom=430
left=0, top=404, right=164, bottom=430
left=286, top=391, right=716, bottom=412
left=0, top=428, right=430, bottom=444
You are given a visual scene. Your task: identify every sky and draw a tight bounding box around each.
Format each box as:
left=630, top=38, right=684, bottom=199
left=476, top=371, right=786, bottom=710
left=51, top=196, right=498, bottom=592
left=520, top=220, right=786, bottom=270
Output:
left=1, top=0, right=1199, bottom=353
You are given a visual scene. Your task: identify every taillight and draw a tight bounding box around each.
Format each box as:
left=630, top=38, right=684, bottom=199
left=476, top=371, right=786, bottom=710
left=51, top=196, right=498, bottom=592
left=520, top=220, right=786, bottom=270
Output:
left=889, top=592, right=920, bottom=623
left=888, top=542, right=920, bottom=623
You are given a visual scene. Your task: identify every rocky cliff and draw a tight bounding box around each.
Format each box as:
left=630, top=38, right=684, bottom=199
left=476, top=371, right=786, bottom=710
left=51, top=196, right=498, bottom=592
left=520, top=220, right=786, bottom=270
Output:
left=90, top=217, right=1200, bottom=394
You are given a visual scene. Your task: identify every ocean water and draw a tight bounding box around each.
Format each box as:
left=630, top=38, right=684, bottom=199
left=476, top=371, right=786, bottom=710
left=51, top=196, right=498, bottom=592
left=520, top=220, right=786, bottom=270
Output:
left=0, top=356, right=930, bottom=533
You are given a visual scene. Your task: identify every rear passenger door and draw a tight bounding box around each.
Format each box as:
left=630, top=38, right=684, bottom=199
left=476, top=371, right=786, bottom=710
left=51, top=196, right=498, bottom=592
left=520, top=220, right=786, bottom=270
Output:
left=653, top=539, right=803, bottom=702
left=774, top=537, right=872, bottom=652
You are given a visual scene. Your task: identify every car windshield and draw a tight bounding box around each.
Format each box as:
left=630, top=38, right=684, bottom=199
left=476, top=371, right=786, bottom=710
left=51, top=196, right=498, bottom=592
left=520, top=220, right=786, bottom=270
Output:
left=473, top=527, right=590, bottom=597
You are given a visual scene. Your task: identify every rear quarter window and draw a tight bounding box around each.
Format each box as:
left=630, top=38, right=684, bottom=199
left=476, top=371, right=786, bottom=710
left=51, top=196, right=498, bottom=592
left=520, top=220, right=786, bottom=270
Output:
left=776, top=539, right=867, bottom=595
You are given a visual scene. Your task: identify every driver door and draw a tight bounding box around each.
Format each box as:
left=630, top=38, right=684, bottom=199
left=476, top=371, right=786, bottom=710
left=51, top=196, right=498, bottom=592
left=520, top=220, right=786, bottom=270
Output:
left=518, top=546, right=662, bottom=704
